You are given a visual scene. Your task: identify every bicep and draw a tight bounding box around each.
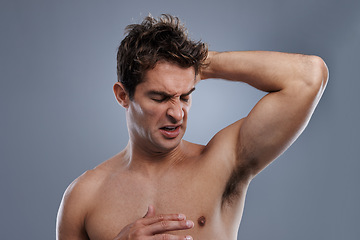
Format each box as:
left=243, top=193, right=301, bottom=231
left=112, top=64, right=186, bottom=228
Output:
left=239, top=81, right=322, bottom=177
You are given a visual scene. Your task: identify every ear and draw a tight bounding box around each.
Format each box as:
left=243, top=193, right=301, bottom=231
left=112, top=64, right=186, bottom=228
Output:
left=113, top=82, right=130, bottom=108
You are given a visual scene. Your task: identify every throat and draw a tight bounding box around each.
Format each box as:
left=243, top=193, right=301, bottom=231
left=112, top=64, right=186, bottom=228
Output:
left=126, top=146, right=189, bottom=178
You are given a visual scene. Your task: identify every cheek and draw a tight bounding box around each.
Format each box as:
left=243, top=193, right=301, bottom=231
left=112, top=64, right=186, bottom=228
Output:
left=129, top=103, right=143, bottom=120
left=138, top=104, right=166, bottom=123
left=183, top=103, right=191, bottom=115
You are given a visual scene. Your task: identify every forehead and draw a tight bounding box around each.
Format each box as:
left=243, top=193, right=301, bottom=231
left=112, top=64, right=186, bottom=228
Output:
left=140, top=61, right=196, bottom=94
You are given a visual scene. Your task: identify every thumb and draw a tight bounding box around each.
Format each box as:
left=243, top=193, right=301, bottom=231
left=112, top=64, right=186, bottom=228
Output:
left=143, top=205, right=155, bottom=218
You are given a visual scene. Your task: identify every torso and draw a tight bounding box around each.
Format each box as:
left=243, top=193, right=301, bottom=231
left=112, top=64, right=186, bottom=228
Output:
left=83, top=138, right=249, bottom=240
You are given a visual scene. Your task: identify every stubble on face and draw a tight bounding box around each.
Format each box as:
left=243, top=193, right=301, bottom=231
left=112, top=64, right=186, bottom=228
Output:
left=127, top=62, right=196, bottom=153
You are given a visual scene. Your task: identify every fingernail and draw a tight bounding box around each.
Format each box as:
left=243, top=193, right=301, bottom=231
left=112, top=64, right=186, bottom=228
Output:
left=186, top=220, right=194, bottom=228
left=185, top=236, right=193, bottom=240
left=178, top=214, right=186, bottom=220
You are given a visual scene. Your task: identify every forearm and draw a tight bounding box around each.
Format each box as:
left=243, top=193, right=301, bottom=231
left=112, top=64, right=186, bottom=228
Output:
left=201, top=51, right=328, bottom=93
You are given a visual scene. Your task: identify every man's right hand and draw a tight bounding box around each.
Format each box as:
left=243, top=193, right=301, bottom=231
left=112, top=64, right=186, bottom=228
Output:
left=113, top=205, right=194, bottom=240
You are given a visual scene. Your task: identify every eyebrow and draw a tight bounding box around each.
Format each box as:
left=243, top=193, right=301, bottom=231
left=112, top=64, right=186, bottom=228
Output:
left=147, top=87, right=196, bottom=97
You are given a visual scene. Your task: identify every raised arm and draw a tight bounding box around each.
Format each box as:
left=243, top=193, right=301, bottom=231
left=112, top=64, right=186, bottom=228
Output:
left=201, top=51, right=328, bottom=178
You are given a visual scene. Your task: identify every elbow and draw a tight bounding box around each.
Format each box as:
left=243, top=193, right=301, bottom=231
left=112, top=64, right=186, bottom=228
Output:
left=307, top=55, right=329, bottom=93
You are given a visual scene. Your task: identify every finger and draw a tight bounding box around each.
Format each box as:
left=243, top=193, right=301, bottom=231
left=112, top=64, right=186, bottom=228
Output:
left=142, top=213, right=186, bottom=225
left=144, top=205, right=156, bottom=218
left=152, top=234, right=193, bottom=240
left=144, top=219, right=194, bottom=235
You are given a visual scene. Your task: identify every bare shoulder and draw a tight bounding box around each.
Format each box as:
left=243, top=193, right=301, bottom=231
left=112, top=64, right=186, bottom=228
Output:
left=203, top=118, right=245, bottom=158
left=56, top=168, right=107, bottom=239
left=57, top=154, right=125, bottom=239
left=195, top=118, right=247, bottom=179
left=60, top=154, right=126, bottom=209
left=63, top=168, right=105, bottom=205
left=199, top=119, right=253, bottom=204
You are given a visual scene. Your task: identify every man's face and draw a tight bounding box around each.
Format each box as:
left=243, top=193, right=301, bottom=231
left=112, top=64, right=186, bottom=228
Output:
left=126, top=61, right=196, bottom=152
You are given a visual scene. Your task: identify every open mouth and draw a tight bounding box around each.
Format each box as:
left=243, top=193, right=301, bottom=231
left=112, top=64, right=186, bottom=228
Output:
left=159, top=125, right=181, bottom=138
left=160, top=126, right=179, bottom=131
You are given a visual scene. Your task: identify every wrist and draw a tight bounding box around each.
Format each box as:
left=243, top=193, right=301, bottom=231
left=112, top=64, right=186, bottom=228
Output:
left=199, top=51, right=218, bottom=80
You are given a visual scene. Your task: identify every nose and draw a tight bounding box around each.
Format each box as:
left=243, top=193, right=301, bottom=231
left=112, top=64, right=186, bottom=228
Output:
left=166, top=101, right=184, bottom=123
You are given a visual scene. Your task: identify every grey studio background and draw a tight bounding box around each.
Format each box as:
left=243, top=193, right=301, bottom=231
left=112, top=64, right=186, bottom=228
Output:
left=1, top=0, right=359, bottom=239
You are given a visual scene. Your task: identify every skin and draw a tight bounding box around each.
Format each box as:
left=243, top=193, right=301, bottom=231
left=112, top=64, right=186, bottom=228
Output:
left=57, top=51, right=328, bottom=240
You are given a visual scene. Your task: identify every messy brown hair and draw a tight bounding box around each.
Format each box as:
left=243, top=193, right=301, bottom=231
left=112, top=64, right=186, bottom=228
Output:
left=117, top=14, right=208, bottom=99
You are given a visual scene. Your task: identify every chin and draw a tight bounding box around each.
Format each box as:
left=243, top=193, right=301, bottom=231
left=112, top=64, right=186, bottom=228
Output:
left=154, top=135, right=184, bottom=152
left=157, top=139, right=182, bottom=152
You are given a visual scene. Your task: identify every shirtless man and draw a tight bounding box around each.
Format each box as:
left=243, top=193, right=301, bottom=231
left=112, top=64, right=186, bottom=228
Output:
left=56, top=14, right=328, bottom=240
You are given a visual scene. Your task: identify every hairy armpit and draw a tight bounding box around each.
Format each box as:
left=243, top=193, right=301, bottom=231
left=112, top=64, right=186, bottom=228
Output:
left=221, top=159, right=256, bottom=206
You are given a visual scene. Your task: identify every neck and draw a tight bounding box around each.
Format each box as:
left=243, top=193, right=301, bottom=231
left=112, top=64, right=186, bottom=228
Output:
left=123, top=140, right=188, bottom=177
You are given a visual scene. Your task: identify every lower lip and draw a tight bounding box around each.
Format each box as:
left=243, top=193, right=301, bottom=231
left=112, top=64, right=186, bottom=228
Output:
left=159, top=126, right=181, bottom=139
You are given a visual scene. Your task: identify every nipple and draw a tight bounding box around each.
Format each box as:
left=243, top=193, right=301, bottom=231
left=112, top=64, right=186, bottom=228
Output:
left=197, top=216, right=206, bottom=227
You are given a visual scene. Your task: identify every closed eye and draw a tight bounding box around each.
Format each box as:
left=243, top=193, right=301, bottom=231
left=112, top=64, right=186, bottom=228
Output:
left=180, top=96, right=190, bottom=102
left=148, top=88, right=195, bottom=103
left=180, top=88, right=195, bottom=103
left=152, top=97, right=167, bottom=103
left=150, top=93, right=170, bottom=103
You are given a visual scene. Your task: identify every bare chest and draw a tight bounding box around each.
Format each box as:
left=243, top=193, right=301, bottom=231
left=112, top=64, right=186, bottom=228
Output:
left=85, top=168, right=236, bottom=240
